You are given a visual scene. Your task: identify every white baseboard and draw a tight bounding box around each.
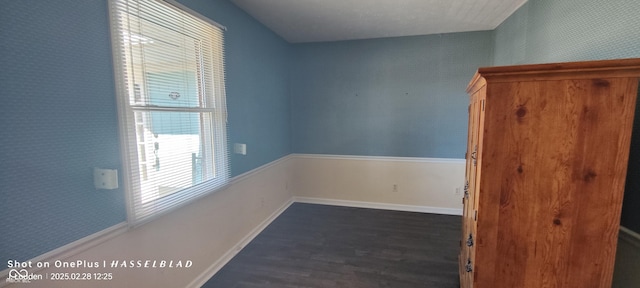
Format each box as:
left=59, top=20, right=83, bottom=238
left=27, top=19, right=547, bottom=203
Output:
left=185, top=198, right=295, bottom=288
left=24, top=153, right=640, bottom=287
left=2, top=155, right=294, bottom=288
left=185, top=195, right=460, bottom=288
left=291, top=154, right=466, bottom=214
left=294, top=196, right=463, bottom=215
left=184, top=196, right=460, bottom=287
left=1, top=222, right=128, bottom=287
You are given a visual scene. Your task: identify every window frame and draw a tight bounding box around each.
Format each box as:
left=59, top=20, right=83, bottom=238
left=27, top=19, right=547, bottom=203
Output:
left=108, top=0, right=229, bottom=225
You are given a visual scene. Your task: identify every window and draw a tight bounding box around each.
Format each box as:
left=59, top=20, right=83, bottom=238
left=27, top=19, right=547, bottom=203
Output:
left=109, top=0, right=228, bottom=224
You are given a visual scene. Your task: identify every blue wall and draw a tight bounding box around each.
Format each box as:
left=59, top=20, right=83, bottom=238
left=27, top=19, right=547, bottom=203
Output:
left=493, top=0, right=640, bottom=233
left=0, top=0, right=126, bottom=262
left=494, top=0, right=640, bottom=65
left=3, top=0, right=639, bottom=264
left=290, top=32, right=494, bottom=158
left=0, top=0, right=291, bottom=262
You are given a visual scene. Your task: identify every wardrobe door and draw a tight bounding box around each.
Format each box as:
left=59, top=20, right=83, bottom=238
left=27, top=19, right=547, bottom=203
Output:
left=460, top=88, right=483, bottom=288
left=479, top=78, right=637, bottom=288
left=465, top=58, right=640, bottom=288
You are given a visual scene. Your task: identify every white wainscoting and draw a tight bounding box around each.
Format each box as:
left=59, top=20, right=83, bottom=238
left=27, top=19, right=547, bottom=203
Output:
left=4, top=156, right=294, bottom=288
left=291, top=154, right=465, bottom=215
left=2, top=153, right=465, bottom=288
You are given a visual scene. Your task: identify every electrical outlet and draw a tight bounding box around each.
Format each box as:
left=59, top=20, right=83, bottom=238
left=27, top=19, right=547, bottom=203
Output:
left=234, top=143, right=247, bottom=155
left=392, top=184, right=398, bottom=192
left=455, top=187, right=462, bottom=196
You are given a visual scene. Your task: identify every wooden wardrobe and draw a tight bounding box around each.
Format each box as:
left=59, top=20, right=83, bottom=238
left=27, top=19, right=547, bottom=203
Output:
left=459, top=58, right=640, bottom=288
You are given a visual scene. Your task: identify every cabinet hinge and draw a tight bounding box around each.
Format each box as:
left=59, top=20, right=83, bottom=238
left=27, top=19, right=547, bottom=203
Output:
left=464, top=181, right=469, bottom=199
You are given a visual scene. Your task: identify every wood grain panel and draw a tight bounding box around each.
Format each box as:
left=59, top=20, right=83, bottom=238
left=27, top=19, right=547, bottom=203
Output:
left=481, top=78, right=637, bottom=288
left=462, top=58, right=640, bottom=288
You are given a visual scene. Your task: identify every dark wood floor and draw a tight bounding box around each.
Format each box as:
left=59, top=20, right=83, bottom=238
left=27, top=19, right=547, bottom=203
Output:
left=202, top=203, right=461, bottom=288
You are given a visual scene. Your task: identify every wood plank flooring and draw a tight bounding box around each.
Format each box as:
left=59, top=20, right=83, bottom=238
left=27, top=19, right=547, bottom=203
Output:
left=202, top=203, right=461, bottom=288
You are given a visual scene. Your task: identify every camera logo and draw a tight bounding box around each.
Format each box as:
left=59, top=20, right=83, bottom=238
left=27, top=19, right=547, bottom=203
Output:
left=6, top=269, right=42, bottom=283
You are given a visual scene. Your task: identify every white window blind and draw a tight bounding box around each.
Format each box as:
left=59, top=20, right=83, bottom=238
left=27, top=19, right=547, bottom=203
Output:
left=108, top=0, right=228, bottom=224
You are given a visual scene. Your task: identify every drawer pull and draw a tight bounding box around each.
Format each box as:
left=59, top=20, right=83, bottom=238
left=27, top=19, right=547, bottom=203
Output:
left=466, top=234, right=474, bottom=247
left=465, top=259, right=473, bottom=272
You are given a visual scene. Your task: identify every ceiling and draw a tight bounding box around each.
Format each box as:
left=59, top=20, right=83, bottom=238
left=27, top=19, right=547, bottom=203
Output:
left=231, top=0, right=528, bottom=43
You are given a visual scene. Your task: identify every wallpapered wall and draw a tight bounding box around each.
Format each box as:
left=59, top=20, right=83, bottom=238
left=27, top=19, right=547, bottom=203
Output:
left=290, top=32, right=494, bottom=158
left=0, top=0, right=291, bottom=262
left=3, top=0, right=639, bottom=264
left=0, top=0, right=126, bottom=263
